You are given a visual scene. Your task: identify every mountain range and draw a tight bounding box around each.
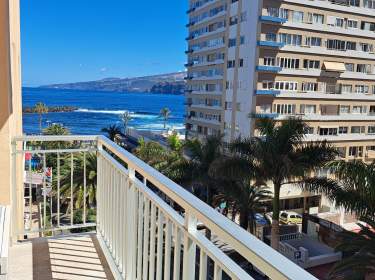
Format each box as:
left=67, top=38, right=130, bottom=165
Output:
left=40, top=72, right=187, bottom=94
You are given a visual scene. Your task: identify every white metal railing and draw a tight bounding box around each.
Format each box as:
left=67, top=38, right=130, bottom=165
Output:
left=12, top=135, right=98, bottom=238
left=12, top=135, right=317, bottom=280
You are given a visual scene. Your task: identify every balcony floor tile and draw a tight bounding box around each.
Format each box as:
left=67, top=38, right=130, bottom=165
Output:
left=9, top=233, right=114, bottom=280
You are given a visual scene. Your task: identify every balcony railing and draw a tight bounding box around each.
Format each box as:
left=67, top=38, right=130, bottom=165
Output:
left=11, top=135, right=317, bottom=280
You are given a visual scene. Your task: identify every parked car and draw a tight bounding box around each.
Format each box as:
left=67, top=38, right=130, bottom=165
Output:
left=279, top=211, right=302, bottom=224
left=253, top=213, right=269, bottom=226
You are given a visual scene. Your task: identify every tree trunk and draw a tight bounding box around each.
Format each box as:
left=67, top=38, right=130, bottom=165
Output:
left=271, top=183, right=281, bottom=250
left=205, top=185, right=212, bottom=240
left=239, top=209, right=249, bottom=231
left=39, top=115, right=42, bottom=133
left=249, top=211, right=255, bottom=235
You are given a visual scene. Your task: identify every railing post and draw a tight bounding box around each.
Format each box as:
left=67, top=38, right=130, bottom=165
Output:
left=182, top=213, right=197, bottom=280
left=127, top=166, right=137, bottom=280
left=96, top=139, right=103, bottom=234
left=11, top=140, right=19, bottom=242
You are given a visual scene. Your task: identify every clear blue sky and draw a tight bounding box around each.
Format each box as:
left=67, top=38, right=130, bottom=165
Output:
left=21, top=0, right=188, bottom=86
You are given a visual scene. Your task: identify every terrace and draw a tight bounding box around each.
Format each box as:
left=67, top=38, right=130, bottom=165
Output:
left=5, top=135, right=318, bottom=279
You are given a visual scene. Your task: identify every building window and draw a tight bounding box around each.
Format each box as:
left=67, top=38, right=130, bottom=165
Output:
left=351, top=126, right=365, bottom=134
left=302, top=83, right=318, bottom=92
left=273, top=104, right=296, bottom=115
left=240, top=36, right=245, bottom=45
left=360, top=43, right=373, bottom=52
left=305, top=37, right=322, bottom=47
left=278, top=33, right=302, bottom=46
left=341, top=85, right=352, bottom=93
left=279, top=57, right=300, bottom=69
left=266, top=33, right=277, bottom=42
left=300, top=104, right=316, bottom=114
left=305, top=127, right=314, bottom=134
left=340, top=105, right=350, bottom=114
left=368, top=126, right=375, bottom=134
left=319, top=127, right=338, bottom=136
left=347, top=19, right=358, bottom=29
left=303, top=59, right=320, bottom=69
left=291, top=11, right=304, bottom=23
left=364, top=0, right=375, bottom=9
left=264, top=57, right=276, bottom=66
left=339, top=127, right=348, bottom=134
left=228, top=38, right=236, bottom=47
left=349, top=146, right=363, bottom=157
left=307, top=13, right=324, bottom=24
left=227, top=60, right=235, bottom=68
left=355, top=85, right=369, bottom=94
left=352, top=105, right=366, bottom=114
left=345, top=63, right=354, bottom=72
left=229, top=16, right=238, bottom=26
left=274, top=81, right=298, bottom=90
left=356, top=64, right=371, bottom=74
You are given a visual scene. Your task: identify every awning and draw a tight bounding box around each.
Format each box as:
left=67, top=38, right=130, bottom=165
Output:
left=322, top=61, right=346, bottom=72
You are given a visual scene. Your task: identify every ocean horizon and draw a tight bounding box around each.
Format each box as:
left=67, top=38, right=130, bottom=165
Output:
left=22, top=87, right=185, bottom=135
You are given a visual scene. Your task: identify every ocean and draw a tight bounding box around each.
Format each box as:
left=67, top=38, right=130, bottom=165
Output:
left=22, top=87, right=185, bottom=135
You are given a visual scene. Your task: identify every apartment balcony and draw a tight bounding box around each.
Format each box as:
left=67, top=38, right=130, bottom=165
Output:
left=280, top=44, right=375, bottom=60
left=255, top=89, right=281, bottom=96
left=189, top=44, right=225, bottom=55
left=188, top=0, right=221, bottom=14
left=283, top=0, right=375, bottom=17
left=6, top=135, right=316, bottom=279
left=256, top=65, right=282, bottom=73
left=188, top=90, right=223, bottom=96
left=256, top=90, right=375, bottom=101
left=188, top=28, right=226, bottom=42
left=187, top=59, right=225, bottom=69
left=191, top=75, right=224, bottom=81
left=257, top=41, right=285, bottom=48
left=189, top=104, right=222, bottom=111
left=190, top=117, right=221, bottom=125
left=274, top=113, right=375, bottom=122
left=259, top=15, right=287, bottom=24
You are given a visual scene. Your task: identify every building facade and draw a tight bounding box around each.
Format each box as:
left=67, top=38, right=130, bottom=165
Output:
left=185, top=0, right=375, bottom=162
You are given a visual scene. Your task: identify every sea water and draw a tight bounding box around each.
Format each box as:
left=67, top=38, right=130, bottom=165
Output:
left=22, top=87, right=185, bottom=135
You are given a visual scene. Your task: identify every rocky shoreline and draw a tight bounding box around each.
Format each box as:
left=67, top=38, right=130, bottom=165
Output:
left=23, top=106, right=78, bottom=113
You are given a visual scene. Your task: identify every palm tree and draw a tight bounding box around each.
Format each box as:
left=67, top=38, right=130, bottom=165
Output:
left=134, top=138, right=188, bottom=184
left=302, top=160, right=375, bottom=219
left=328, top=218, right=375, bottom=280
left=43, top=124, right=70, bottom=136
left=42, top=124, right=72, bottom=151
left=301, top=160, right=375, bottom=279
left=120, top=111, right=132, bottom=136
left=34, top=102, right=48, bottom=133
left=160, top=107, right=171, bottom=130
left=167, top=132, right=183, bottom=153
left=59, top=153, right=97, bottom=219
left=210, top=152, right=272, bottom=233
left=229, top=117, right=336, bottom=249
left=184, top=135, right=223, bottom=206
left=101, top=124, right=123, bottom=142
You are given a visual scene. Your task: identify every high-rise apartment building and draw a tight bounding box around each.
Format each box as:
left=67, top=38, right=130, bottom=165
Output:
left=185, top=0, right=375, bottom=162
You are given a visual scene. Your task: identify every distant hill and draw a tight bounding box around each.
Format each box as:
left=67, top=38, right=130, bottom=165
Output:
left=40, top=72, right=187, bottom=94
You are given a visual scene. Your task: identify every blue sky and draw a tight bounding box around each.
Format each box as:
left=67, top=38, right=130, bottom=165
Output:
left=21, top=0, right=188, bottom=86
